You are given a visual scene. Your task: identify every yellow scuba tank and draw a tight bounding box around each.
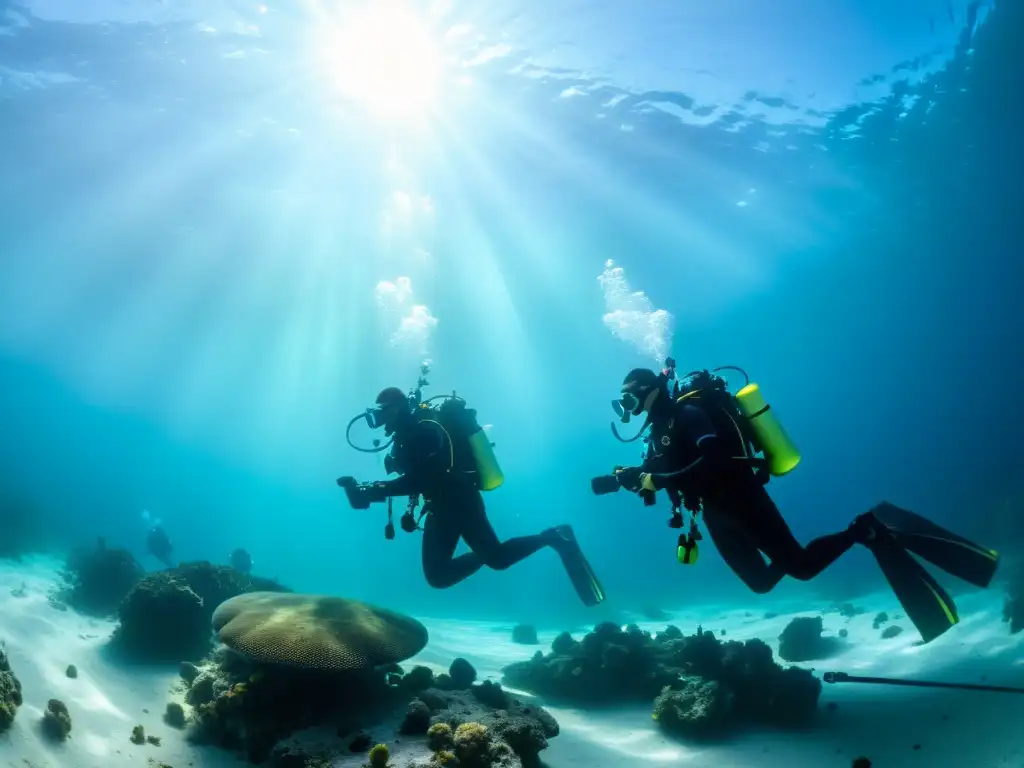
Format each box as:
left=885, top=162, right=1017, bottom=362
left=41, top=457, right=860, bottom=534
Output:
left=468, top=428, right=504, bottom=491
left=430, top=395, right=505, bottom=491
left=735, top=382, right=801, bottom=476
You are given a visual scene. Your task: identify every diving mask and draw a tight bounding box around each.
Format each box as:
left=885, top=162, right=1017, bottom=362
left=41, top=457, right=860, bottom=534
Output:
left=364, top=406, right=387, bottom=430
left=364, top=402, right=404, bottom=433
left=611, top=391, right=643, bottom=423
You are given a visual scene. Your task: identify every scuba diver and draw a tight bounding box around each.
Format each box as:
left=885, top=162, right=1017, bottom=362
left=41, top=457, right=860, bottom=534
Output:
left=592, top=359, right=1000, bottom=644
left=337, top=362, right=605, bottom=607
left=145, top=525, right=175, bottom=569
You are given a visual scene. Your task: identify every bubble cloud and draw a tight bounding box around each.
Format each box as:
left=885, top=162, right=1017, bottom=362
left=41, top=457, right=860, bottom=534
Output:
left=597, top=259, right=674, bottom=362
left=374, top=276, right=438, bottom=356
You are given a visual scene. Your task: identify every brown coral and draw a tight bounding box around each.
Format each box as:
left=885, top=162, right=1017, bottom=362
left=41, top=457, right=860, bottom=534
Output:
left=211, top=592, right=428, bottom=669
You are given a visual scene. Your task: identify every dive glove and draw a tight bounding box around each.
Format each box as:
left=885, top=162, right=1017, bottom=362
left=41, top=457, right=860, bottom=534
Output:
left=614, top=466, right=647, bottom=493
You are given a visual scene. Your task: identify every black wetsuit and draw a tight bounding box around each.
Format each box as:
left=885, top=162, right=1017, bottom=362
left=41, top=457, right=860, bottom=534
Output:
left=378, top=414, right=553, bottom=589
left=641, top=394, right=858, bottom=593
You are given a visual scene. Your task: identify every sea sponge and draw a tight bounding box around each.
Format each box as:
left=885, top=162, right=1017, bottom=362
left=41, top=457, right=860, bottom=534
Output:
left=61, top=541, right=144, bottom=617
left=211, top=592, right=428, bottom=670
left=426, top=721, right=454, bottom=752
left=448, top=658, right=477, bottom=688
left=453, top=722, right=490, bottom=766
left=400, top=698, right=431, bottom=734
left=777, top=616, right=842, bottom=662
left=652, top=680, right=734, bottom=738
left=179, top=661, right=200, bottom=684
left=367, top=742, right=390, bottom=767
left=41, top=699, right=72, bottom=741
left=401, top=665, right=435, bottom=691
left=164, top=702, right=186, bottom=728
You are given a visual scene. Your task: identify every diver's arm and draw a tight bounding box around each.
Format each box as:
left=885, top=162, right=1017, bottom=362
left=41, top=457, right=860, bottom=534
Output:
left=641, top=403, right=728, bottom=492
left=373, top=474, right=417, bottom=498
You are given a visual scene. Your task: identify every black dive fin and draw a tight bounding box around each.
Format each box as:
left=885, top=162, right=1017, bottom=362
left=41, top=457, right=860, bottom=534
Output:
left=550, top=525, right=606, bottom=608
left=866, top=529, right=960, bottom=644
left=871, top=502, right=999, bottom=588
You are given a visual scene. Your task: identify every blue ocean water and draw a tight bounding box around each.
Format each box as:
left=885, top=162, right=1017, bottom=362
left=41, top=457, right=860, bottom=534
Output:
left=0, top=0, right=1020, bottom=638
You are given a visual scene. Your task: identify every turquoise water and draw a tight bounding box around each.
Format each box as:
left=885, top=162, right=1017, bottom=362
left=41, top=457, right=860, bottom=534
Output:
left=0, top=0, right=1019, bottom=633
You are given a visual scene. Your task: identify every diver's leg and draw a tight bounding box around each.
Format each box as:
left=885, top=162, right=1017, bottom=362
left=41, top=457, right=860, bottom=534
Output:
left=458, top=492, right=550, bottom=570
left=420, top=500, right=484, bottom=589
left=702, top=506, right=783, bottom=594
left=458, top=496, right=605, bottom=606
left=725, top=484, right=858, bottom=581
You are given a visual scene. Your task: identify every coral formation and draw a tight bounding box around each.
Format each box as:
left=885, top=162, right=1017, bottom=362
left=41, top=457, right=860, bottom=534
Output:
left=181, top=643, right=558, bottom=765
left=367, top=743, right=390, bottom=767
left=131, top=724, right=146, bottom=744
left=653, top=681, right=733, bottom=739
left=41, top=698, right=72, bottom=741
left=426, top=722, right=454, bottom=752
left=0, top=642, right=23, bottom=732
left=268, top=743, right=333, bottom=767
left=502, top=623, right=820, bottom=738
left=183, top=592, right=427, bottom=763
left=58, top=537, right=144, bottom=616
left=400, top=698, right=432, bottom=734
left=112, top=561, right=289, bottom=662
left=872, top=612, right=889, bottom=629
left=179, top=661, right=201, bottom=684
left=450, top=722, right=515, bottom=768
left=777, top=616, right=843, bottom=662
left=65, top=664, right=78, bottom=679
left=424, top=684, right=558, bottom=763
left=211, top=592, right=427, bottom=670
left=836, top=602, right=864, bottom=618
left=447, top=657, right=477, bottom=689
left=880, top=625, right=903, bottom=639
left=511, top=625, right=538, bottom=645
left=164, top=701, right=187, bottom=728
left=401, top=665, right=435, bottom=692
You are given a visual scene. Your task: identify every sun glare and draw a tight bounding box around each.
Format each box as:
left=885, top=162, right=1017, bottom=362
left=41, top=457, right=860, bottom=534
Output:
left=320, top=4, right=442, bottom=120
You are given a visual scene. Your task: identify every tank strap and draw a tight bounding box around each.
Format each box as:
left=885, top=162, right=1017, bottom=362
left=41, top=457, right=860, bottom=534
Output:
left=678, top=390, right=754, bottom=459
left=745, top=403, right=771, bottom=419
left=417, top=418, right=456, bottom=472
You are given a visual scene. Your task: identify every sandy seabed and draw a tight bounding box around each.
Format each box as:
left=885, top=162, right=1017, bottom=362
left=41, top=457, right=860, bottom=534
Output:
left=2, top=556, right=1024, bottom=768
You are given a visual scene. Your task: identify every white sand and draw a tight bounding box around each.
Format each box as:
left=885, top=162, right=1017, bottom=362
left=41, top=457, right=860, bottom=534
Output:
left=2, top=556, right=1024, bottom=768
